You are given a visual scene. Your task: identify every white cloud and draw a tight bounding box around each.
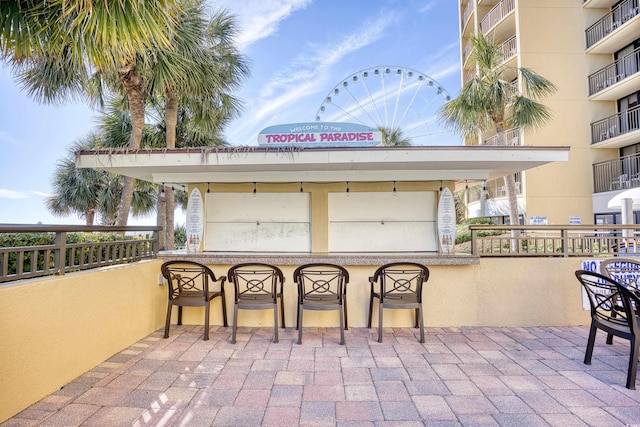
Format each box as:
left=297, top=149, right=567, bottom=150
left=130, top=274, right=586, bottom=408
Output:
left=418, top=0, right=438, bottom=14
left=0, top=131, right=18, bottom=146
left=213, top=0, right=313, bottom=51
left=0, top=189, right=29, bottom=199
left=254, top=11, right=401, bottom=121
left=31, top=190, right=52, bottom=198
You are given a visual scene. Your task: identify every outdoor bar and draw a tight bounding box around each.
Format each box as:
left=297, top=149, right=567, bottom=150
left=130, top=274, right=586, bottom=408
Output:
left=76, top=142, right=572, bottom=329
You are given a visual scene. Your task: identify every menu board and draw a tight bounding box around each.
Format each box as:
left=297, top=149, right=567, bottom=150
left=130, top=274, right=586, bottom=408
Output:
left=437, top=187, right=456, bottom=253
left=186, top=187, right=204, bottom=252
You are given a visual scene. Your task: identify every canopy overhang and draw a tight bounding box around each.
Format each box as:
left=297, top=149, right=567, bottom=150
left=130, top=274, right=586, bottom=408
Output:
left=76, top=145, right=570, bottom=188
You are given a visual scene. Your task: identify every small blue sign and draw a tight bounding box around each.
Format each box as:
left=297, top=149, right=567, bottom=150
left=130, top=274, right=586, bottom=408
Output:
left=258, top=122, right=382, bottom=147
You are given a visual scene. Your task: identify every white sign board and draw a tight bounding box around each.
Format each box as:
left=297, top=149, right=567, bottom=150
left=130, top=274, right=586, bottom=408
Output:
left=437, top=187, right=456, bottom=253
left=530, top=216, right=548, bottom=225
left=569, top=216, right=582, bottom=225
left=186, top=188, right=204, bottom=252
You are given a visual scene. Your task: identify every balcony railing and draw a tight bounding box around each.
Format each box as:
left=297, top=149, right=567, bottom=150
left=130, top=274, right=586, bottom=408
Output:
left=591, top=104, right=640, bottom=144
left=463, top=40, right=473, bottom=63
left=479, top=0, right=515, bottom=33
left=589, top=47, right=640, bottom=95
left=470, top=224, right=640, bottom=257
left=0, top=225, right=161, bottom=283
left=497, top=35, right=517, bottom=63
left=483, top=127, right=521, bottom=146
left=462, top=1, right=474, bottom=27
left=586, top=0, right=639, bottom=49
left=593, top=152, right=640, bottom=192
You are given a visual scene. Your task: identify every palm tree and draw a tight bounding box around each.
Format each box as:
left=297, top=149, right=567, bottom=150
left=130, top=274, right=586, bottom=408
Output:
left=377, top=126, right=411, bottom=146
left=47, top=135, right=156, bottom=225
left=2, top=0, right=182, bottom=227
left=439, top=32, right=556, bottom=229
left=144, top=3, right=248, bottom=249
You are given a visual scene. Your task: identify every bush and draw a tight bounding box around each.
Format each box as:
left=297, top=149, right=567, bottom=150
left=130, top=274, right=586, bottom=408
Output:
left=455, top=218, right=497, bottom=244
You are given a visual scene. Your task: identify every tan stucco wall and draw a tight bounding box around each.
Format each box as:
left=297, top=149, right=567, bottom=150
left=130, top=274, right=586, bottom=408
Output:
left=174, top=258, right=591, bottom=329
left=0, top=256, right=591, bottom=422
left=0, top=260, right=166, bottom=423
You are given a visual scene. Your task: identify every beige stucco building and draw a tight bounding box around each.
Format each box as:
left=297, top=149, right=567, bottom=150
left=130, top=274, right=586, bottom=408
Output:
left=459, top=0, right=640, bottom=225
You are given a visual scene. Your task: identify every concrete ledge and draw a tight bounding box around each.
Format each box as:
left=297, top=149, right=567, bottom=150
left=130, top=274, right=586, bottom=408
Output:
left=157, top=251, right=480, bottom=266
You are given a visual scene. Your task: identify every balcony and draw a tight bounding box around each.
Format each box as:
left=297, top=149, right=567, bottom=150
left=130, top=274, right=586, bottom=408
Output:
left=461, top=1, right=474, bottom=33
left=588, top=47, right=640, bottom=99
left=583, top=0, right=619, bottom=8
left=593, top=151, right=640, bottom=192
left=496, top=35, right=517, bottom=67
left=591, top=105, right=640, bottom=147
left=482, top=127, right=521, bottom=146
left=479, top=0, right=515, bottom=34
left=585, top=0, right=640, bottom=53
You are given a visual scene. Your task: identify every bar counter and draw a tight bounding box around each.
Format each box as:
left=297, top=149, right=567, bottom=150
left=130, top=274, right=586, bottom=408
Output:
left=157, top=251, right=479, bottom=266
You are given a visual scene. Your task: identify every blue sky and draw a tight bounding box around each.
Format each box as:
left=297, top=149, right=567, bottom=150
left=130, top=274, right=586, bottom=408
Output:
left=0, top=0, right=461, bottom=225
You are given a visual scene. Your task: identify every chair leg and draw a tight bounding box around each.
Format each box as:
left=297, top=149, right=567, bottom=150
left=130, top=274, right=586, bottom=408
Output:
left=221, top=293, right=228, bottom=327
left=204, top=303, right=210, bottom=341
left=273, top=303, right=279, bottom=344
left=297, top=304, right=304, bottom=344
left=414, top=308, right=419, bottom=329
left=344, top=294, right=348, bottom=331
left=584, top=324, right=597, bottom=364
left=164, top=303, right=173, bottom=339
left=378, top=304, right=384, bottom=343
left=417, top=305, right=425, bottom=344
left=177, top=306, right=183, bottom=325
left=231, top=304, right=238, bottom=344
left=339, top=305, right=345, bottom=345
left=368, top=294, right=374, bottom=329
left=626, top=337, right=639, bottom=390
left=280, top=295, right=286, bottom=329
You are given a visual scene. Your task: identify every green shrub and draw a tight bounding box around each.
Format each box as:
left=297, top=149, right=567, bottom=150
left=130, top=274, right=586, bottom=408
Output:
left=455, top=218, right=498, bottom=244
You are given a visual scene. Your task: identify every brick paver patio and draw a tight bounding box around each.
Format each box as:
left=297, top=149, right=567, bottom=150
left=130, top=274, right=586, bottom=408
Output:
left=3, top=326, right=640, bottom=426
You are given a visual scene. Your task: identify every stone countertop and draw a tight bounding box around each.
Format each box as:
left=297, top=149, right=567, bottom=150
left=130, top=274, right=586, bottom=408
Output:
left=157, top=251, right=479, bottom=266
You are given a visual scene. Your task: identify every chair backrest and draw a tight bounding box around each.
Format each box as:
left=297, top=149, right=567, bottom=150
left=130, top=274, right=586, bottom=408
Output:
left=227, top=263, right=284, bottom=302
left=575, top=270, right=630, bottom=329
left=615, top=280, right=640, bottom=337
left=600, top=258, right=640, bottom=289
left=293, top=263, right=349, bottom=302
left=372, top=262, right=429, bottom=302
left=161, top=260, right=218, bottom=300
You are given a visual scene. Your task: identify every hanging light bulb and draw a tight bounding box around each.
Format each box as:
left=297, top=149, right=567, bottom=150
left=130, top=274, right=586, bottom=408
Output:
left=207, top=182, right=210, bottom=193
left=393, top=181, right=397, bottom=196
left=300, top=182, right=304, bottom=195
left=253, top=182, right=257, bottom=197
left=346, top=181, right=350, bottom=196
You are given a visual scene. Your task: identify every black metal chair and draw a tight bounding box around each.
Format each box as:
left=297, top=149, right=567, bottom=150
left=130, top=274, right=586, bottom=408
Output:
left=575, top=270, right=640, bottom=389
left=161, top=260, right=227, bottom=341
left=368, top=262, right=429, bottom=343
left=227, top=263, right=285, bottom=344
left=599, top=258, right=640, bottom=344
left=294, top=263, right=349, bottom=345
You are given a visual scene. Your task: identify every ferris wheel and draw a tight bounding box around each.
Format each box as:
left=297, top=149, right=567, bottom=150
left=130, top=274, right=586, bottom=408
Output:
left=315, top=66, right=451, bottom=145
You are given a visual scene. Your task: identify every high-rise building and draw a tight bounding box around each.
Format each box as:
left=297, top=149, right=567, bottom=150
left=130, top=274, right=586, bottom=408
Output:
left=459, top=0, right=640, bottom=225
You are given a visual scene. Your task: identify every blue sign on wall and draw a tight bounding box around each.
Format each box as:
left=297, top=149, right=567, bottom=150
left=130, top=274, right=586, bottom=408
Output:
left=258, top=122, right=382, bottom=147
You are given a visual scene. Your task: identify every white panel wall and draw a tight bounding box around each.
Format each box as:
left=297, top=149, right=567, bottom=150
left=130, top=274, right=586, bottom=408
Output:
left=205, top=193, right=310, bottom=252
left=328, top=192, right=437, bottom=252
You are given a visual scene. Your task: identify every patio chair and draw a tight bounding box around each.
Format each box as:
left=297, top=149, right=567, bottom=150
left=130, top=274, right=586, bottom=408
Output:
left=368, top=262, right=429, bottom=343
left=161, top=260, right=228, bottom=341
left=227, top=263, right=285, bottom=344
left=574, top=270, right=640, bottom=389
left=294, top=263, right=349, bottom=345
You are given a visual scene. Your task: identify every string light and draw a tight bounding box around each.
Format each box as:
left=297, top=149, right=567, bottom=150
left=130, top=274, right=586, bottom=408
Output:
left=393, top=181, right=397, bottom=195
left=207, top=183, right=210, bottom=193
left=253, top=182, right=257, bottom=197
left=346, top=181, right=350, bottom=196
left=300, top=182, right=304, bottom=193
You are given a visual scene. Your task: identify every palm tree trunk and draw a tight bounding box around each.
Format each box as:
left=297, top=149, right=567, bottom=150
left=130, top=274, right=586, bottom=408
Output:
left=156, top=186, right=166, bottom=250
left=116, top=66, right=144, bottom=227
left=86, top=209, right=95, bottom=226
left=164, top=90, right=178, bottom=249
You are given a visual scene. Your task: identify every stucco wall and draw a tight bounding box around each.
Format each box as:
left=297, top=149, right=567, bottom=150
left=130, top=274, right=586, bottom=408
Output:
left=0, top=260, right=166, bottom=423
left=0, top=256, right=591, bottom=422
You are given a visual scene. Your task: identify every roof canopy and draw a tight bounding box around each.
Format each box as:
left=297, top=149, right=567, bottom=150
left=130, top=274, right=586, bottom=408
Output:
left=76, top=145, right=569, bottom=188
